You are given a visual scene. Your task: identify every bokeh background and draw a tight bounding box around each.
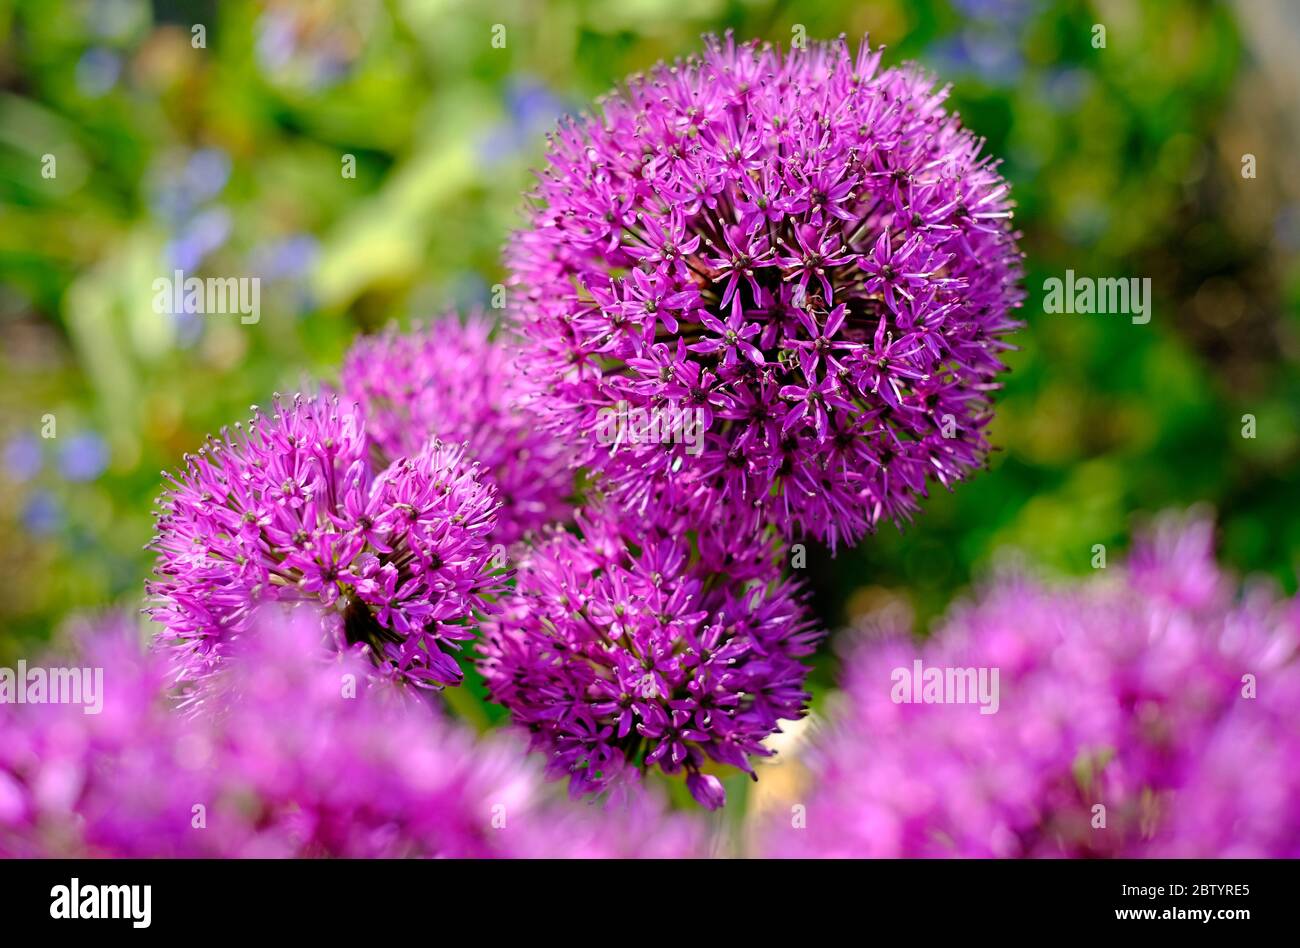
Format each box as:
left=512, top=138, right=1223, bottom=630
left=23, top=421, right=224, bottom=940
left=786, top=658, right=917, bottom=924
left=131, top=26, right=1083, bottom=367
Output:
left=2, top=0, right=1298, bottom=809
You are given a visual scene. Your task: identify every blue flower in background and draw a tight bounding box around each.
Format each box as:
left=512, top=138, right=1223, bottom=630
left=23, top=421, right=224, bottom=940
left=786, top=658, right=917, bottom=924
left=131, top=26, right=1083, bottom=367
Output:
left=254, top=8, right=357, bottom=91
left=479, top=76, right=570, bottom=165
left=4, top=434, right=42, bottom=483
left=951, top=0, right=1035, bottom=25
left=146, top=149, right=235, bottom=348
left=173, top=312, right=205, bottom=349
left=926, top=30, right=1024, bottom=86
left=255, top=234, right=320, bottom=281
left=148, top=148, right=231, bottom=225
left=75, top=47, right=121, bottom=98
left=58, top=433, right=109, bottom=482
left=1275, top=204, right=1300, bottom=252
left=22, top=491, right=62, bottom=536
left=164, top=206, right=233, bottom=273
left=1045, top=68, right=1090, bottom=110
left=255, top=10, right=297, bottom=72
left=86, top=0, right=147, bottom=42
left=251, top=233, right=321, bottom=316
left=183, top=149, right=233, bottom=205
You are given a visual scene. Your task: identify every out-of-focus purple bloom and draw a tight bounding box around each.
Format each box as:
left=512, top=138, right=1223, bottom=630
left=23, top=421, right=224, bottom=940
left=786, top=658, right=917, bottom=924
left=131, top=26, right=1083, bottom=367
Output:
left=21, top=491, right=61, bottom=536
left=184, top=149, right=232, bottom=202
left=1275, top=204, right=1300, bottom=252
left=0, top=608, right=707, bottom=858
left=506, top=77, right=567, bottom=128
left=1044, top=68, right=1090, bottom=111
left=254, top=8, right=357, bottom=91
left=75, top=48, right=121, bottom=98
left=951, top=0, right=1035, bottom=26
left=342, top=312, right=572, bottom=545
left=479, top=507, right=820, bottom=809
left=57, top=432, right=109, bottom=482
left=927, top=30, right=1024, bottom=86
left=479, top=76, right=570, bottom=165
left=254, top=234, right=319, bottom=282
left=4, top=434, right=42, bottom=482
left=147, top=393, right=505, bottom=692
left=255, top=10, right=297, bottom=71
left=760, top=512, right=1300, bottom=857
left=85, top=0, right=144, bottom=42
left=507, top=34, right=1023, bottom=551
left=148, top=149, right=230, bottom=224
left=172, top=311, right=204, bottom=348
left=165, top=206, right=232, bottom=273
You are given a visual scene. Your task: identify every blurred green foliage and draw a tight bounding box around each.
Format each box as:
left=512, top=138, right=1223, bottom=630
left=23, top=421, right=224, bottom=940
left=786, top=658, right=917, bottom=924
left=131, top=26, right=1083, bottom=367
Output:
left=1, top=0, right=1297, bottom=713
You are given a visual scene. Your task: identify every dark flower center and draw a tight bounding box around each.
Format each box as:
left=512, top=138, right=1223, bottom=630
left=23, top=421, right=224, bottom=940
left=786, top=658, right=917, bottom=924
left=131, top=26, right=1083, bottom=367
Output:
left=342, top=595, right=400, bottom=650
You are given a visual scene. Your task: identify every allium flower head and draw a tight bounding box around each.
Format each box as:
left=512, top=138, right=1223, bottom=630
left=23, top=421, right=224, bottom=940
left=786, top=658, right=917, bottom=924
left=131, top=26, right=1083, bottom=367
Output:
left=0, top=608, right=708, bottom=858
left=342, top=311, right=573, bottom=545
left=147, top=392, right=503, bottom=690
left=479, top=507, right=821, bottom=809
left=760, top=512, right=1300, bottom=857
left=508, top=33, right=1023, bottom=548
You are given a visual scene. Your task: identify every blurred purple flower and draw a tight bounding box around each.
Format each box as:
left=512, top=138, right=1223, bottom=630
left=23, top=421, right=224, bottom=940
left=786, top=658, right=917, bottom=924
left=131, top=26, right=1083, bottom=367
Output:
left=75, top=48, right=121, bottom=98
left=172, top=311, right=204, bottom=348
left=925, top=30, right=1024, bottom=86
left=760, top=511, right=1300, bottom=857
left=254, top=9, right=356, bottom=91
left=0, top=607, right=708, bottom=858
left=479, top=76, right=569, bottom=165
left=20, top=491, right=61, bottom=536
left=164, top=206, right=232, bottom=273
left=255, top=11, right=297, bottom=71
left=148, top=149, right=231, bottom=224
left=951, top=0, right=1035, bottom=25
left=183, top=149, right=232, bottom=203
left=254, top=234, right=319, bottom=281
left=1044, top=68, right=1090, bottom=110
left=4, top=434, right=42, bottom=482
left=58, top=432, right=109, bottom=482
left=1275, top=204, right=1300, bottom=252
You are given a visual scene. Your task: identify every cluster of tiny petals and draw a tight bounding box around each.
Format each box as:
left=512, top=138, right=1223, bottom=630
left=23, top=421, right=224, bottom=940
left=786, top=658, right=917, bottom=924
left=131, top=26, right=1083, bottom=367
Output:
left=0, top=608, right=708, bottom=858
left=147, top=392, right=504, bottom=691
left=479, top=506, right=821, bottom=810
left=509, top=32, right=1024, bottom=549
left=761, top=512, right=1300, bottom=857
left=341, top=311, right=573, bottom=545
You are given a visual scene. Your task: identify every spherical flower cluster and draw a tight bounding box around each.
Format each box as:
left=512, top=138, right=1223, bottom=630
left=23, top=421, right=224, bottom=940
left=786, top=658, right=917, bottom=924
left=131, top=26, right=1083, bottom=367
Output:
left=341, top=311, right=573, bottom=545
left=508, top=33, right=1023, bottom=549
left=0, top=608, right=708, bottom=858
left=759, top=512, right=1300, bottom=857
left=147, top=392, right=503, bottom=691
left=479, top=508, right=821, bottom=809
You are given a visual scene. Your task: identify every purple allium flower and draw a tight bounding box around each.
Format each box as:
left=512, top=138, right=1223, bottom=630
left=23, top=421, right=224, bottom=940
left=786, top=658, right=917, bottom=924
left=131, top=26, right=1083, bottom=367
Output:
left=759, top=512, right=1300, bottom=857
left=479, top=507, right=821, bottom=809
left=341, top=312, right=572, bottom=545
left=0, top=608, right=708, bottom=858
left=147, top=393, right=504, bottom=691
left=507, top=33, right=1023, bottom=549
